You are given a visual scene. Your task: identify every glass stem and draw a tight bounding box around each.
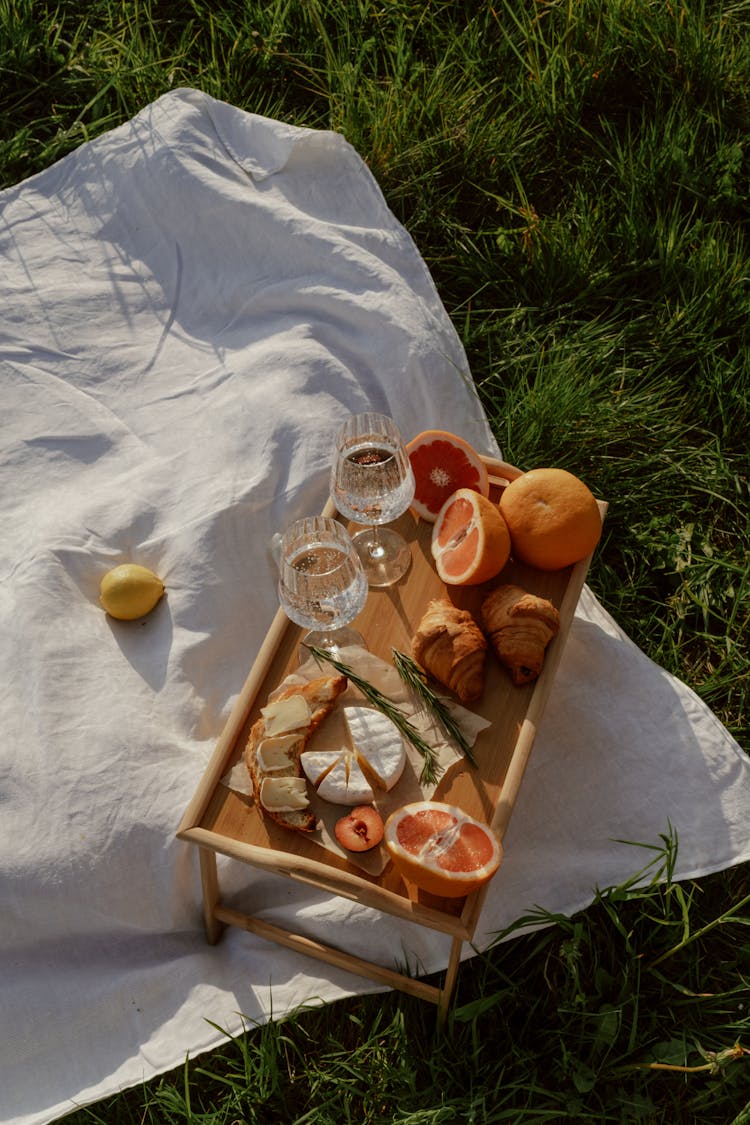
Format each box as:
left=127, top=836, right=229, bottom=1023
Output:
left=370, top=523, right=382, bottom=559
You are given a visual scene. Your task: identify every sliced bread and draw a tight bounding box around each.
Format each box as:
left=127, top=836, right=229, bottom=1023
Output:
left=245, top=673, right=348, bottom=832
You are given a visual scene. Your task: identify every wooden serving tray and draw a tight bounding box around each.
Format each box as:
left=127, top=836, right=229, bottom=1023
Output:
left=178, top=456, right=606, bottom=1011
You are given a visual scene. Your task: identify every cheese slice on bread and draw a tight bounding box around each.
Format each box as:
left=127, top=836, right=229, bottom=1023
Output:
left=245, top=673, right=348, bottom=832
left=259, top=776, right=310, bottom=813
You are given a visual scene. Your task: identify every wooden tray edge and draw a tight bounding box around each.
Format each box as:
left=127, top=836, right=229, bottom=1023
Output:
left=179, top=825, right=472, bottom=939
left=489, top=498, right=608, bottom=840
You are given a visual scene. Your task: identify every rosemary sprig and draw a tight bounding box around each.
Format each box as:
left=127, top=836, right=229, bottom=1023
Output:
left=304, top=644, right=442, bottom=785
left=391, top=650, right=478, bottom=768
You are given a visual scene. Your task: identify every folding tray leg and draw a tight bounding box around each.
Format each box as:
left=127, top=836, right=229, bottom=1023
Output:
left=437, top=936, right=463, bottom=1025
left=197, top=850, right=465, bottom=1016
left=199, top=848, right=225, bottom=944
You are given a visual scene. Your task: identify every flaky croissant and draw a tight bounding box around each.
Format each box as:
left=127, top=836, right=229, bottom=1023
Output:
left=412, top=599, right=488, bottom=704
left=481, top=585, right=560, bottom=686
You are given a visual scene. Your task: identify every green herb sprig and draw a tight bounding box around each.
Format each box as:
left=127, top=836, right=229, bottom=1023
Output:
left=304, top=644, right=442, bottom=785
left=392, top=650, right=477, bottom=768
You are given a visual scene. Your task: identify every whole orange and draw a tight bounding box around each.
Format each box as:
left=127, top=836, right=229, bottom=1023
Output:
left=498, top=467, right=602, bottom=571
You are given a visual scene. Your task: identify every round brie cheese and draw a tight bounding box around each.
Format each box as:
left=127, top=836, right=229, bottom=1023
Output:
left=343, top=706, right=406, bottom=791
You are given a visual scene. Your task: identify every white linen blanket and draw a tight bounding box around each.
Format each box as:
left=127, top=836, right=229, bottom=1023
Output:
left=2, top=89, right=749, bottom=1125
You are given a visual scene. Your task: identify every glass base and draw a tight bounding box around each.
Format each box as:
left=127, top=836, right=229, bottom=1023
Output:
left=352, top=526, right=412, bottom=587
left=300, top=625, right=366, bottom=653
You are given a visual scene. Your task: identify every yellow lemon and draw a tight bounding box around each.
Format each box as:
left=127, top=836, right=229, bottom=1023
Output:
left=99, top=564, right=165, bottom=621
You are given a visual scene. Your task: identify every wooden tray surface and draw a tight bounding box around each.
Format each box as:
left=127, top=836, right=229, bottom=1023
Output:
left=178, top=457, right=606, bottom=940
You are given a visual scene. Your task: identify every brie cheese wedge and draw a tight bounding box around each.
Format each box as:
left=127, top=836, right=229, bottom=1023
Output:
left=300, top=705, right=406, bottom=806
left=300, top=748, right=376, bottom=805
left=343, top=706, right=406, bottom=791
left=298, top=749, right=343, bottom=789
left=315, top=752, right=375, bottom=805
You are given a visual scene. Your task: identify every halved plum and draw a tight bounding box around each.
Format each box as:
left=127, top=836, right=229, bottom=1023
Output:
left=334, top=806, right=385, bottom=852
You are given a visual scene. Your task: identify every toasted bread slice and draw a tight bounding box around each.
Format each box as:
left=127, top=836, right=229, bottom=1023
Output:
left=245, top=673, right=348, bottom=832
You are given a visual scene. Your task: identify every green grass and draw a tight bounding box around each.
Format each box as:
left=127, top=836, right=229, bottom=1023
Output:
left=3, top=0, right=749, bottom=1120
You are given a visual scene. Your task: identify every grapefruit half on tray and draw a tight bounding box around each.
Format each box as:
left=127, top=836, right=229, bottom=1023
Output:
left=407, top=430, right=490, bottom=521
left=431, top=487, right=511, bottom=586
left=384, top=801, right=502, bottom=898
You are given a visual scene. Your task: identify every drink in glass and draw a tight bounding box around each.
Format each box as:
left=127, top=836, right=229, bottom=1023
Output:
left=276, top=516, right=368, bottom=650
left=330, top=412, right=416, bottom=587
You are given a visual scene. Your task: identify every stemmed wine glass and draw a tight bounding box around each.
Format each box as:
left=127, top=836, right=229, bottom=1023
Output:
left=276, top=516, right=368, bottom=651
left=330, top=412, right=416, bottom=587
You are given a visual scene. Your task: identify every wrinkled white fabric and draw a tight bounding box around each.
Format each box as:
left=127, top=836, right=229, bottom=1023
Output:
left=1, top=89, right=748, bottom=1125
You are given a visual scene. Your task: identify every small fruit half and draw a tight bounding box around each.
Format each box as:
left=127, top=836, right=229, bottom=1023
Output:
left=334, top=806, right=385, bottom=852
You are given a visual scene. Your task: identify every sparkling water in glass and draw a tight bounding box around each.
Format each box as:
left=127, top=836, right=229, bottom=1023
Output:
left=332, top=436, right=416, bottom=525
left=330, top=412, right=415, bottom=587
left=276, top=516, right=367, bottom=649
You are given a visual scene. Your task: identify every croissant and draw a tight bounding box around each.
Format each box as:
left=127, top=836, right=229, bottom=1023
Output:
left=481, top=585, right=560, bottom=686
left=412, top=599, right=488, bottom=704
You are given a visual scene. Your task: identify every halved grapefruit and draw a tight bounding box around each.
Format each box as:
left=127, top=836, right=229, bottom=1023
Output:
left=384, top=801, right=502, bottom=898
left=407, top=430, right=489, bottom=522
left=431, top=487, right=511, bottom=585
